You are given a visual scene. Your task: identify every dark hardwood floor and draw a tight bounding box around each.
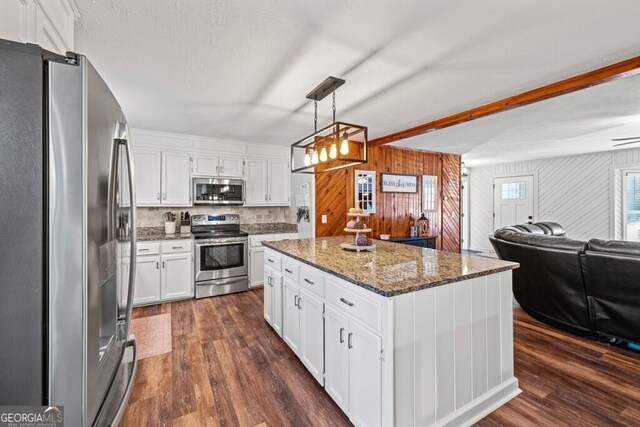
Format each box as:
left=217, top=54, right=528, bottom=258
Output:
left=123, top=289, right=640, bottom=427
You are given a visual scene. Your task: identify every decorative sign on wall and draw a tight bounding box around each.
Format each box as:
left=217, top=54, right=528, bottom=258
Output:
left=381, top=174, right=418, bottom=193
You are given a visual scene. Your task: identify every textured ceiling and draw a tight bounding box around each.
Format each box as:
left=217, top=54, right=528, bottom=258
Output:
left=392, top=73, right=640, bottom=167
left=74, top=0, right=640, bottom=146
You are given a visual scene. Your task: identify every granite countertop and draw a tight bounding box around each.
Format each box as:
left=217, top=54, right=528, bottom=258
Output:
left=137, top=227, right=193, bottom=241
left=263, top=236, right=519, bottom=297
left=241, top=223, right=298, bottom=235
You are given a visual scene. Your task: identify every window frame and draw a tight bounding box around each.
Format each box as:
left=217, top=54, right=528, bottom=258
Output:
left=623, top=170, right=640, bottom=242
left=354, top=170, right=376, bottom=213
left=422, top=175, right=438, bottom=212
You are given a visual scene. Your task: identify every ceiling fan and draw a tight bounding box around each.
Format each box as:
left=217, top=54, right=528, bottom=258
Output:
left=612, top=137, right=640, bottom=147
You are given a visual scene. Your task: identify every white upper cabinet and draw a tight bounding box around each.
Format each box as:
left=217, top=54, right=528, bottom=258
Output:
left=245, top=159, right=269, bottom=205
left=219, top=156, right=244, bottom=177
left=193, top=154, right=219, bottom=176
left=192, top=154, right=244, bottom=178
left=245, top=159, right=290, bottom=206
left=133, top=149, right=162, bottom=205
left=0, top=0, right=79, bottom=55
left=268, top=160, right=290, bottom=205
left=162, top=152, right=191, bottom=206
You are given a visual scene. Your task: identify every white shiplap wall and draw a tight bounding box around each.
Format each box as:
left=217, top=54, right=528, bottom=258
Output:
left=469, top=147, right=640, bottom=251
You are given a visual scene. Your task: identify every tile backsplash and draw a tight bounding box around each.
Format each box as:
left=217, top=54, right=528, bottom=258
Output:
left=136, top=206, right=296, bottom=228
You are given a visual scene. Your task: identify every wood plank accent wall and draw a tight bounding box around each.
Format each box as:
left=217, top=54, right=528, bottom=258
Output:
left=315, top=146, right=461, bottom=252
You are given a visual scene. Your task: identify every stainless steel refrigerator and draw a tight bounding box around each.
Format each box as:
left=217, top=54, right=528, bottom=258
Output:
left=0, top=39, right=138, bottom=426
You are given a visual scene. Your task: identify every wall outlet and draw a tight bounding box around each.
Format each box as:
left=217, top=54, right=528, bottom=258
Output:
left=545, top=210, right=553, bottom=216
left=321, top=215, right=327, bottom=224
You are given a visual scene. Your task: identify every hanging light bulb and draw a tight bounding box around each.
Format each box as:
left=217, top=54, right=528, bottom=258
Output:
left=311, top=149, right=319, bottom=164
left=329, top=141, right=338, bottom=159
left=319, top=146, right=328, bottom=162
left=339, top=131, right=349, bottom=155
left=304, top=150, right=311, bottom=166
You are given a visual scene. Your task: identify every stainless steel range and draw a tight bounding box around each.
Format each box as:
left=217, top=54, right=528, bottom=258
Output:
left=192, top=214, right=249, bottom=298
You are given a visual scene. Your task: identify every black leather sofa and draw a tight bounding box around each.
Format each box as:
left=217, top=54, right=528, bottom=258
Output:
left=490, top=223, right=640, bottom=345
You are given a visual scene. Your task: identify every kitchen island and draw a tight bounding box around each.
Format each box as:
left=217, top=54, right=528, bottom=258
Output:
left=262, top=236, right=520, bottom=427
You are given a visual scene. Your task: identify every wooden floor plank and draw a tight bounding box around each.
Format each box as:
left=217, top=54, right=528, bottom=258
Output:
left=123, top=289, right=640, bottom=426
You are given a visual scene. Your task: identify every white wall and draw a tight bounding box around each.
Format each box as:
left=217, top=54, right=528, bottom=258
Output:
left=468, top=147, right=640, bottom=251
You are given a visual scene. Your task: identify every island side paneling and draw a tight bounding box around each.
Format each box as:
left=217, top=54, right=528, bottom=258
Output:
left=315, top=145, right=461, bottom=252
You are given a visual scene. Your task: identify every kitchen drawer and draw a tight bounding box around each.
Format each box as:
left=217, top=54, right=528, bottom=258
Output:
left=264, top=250, right=282, bottom=271
left=325, top=278, right=382, bottom=332
left=161, top=240, right=192, bottom=253
left=299, top=266, right=324, bottom=297
left=250, top=232, right=298, bottom=247
left=136, top=242, right=160, bottom=256
left=281, top=257, right=299, bottom=282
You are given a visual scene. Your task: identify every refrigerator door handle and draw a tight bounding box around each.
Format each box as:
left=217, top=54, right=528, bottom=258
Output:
left=114, top=122, right=137, bottom=337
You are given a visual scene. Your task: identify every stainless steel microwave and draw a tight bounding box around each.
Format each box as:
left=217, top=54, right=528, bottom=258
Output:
left=193, top=178, right=245, bottom=205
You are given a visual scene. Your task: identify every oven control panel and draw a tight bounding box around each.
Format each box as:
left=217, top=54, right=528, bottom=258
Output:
left=191, top=214, right=240, bottom=225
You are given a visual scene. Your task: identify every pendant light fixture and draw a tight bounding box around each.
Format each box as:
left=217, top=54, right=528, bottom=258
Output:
left=291, top=76, right=368, bottom=174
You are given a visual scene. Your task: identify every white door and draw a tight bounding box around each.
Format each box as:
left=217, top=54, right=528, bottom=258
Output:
left=245, top=159, right=268, bottom=205
left=160, top=253, right=193, bottom=301
left=349, top=320, right=382, bottom=427
left=324, top=305, right=350, bottom=413
left=282, top=278, right=301, bottom=355
left=268, top=160, right=290, bottom=205
left=193, top=154, right=219, bottom=176
left=299, top=289, right=325, bottom=386
left=133, top=255, right=161, bottom=305
left=249, top=248, right=265, bottom=288
left=272, top=270, right=284, bottom=337
left=133, top=148, right=161, bottom=205
left=219, top=156, right=244, bottom=177
left=162, top=152, right=191, bottom=205
left=493, top=175, right=535, bottom=229
left=263, top=265, right=273, bottom=324
left=462, top=176, right=470, bottom=250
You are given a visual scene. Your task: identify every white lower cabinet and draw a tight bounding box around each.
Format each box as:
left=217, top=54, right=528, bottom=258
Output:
left=120, top=239, right=193, bottom=306
left=133, top=255, right=161, bottom=305
left=282, top=278, right=301, bottom=354
left=299, top=289, right=325, bottom=385
left=324, top=305, right=350, bottom=413
left=249, top=233, right=298, bottom=288
left=161, top=252, right=194, bottom=300
left=263, top=266, right=283, bottom=336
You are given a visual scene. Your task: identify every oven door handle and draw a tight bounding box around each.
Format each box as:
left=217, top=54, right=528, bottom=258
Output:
left=196, top=239, right=247, bottom=246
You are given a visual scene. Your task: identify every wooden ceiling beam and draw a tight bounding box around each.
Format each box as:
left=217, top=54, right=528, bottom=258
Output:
left=368, top=55, right=640, bottom=148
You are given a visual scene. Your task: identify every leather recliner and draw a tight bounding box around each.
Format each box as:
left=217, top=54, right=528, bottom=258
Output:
left=490, top=223, right=640, bottom=345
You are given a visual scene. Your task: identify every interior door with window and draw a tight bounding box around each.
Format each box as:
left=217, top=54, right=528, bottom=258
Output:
left=493, top=175, right=534, bottom=229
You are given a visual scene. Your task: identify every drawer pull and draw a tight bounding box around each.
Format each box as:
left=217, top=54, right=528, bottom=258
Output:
left=340, top=297, right=354, bottom=307
left=138, top=248, right=149, bottom=252
left=339, top=327, right=345, bottom=343
left=284, top=268, right=293, bottom=274
left=348, top=332, right=353, bottom=349
left=172, top=246, right=183, bottom=249
left=268, top=258, right=275, bottom=263
left=304, top=278, right=314, bottom=285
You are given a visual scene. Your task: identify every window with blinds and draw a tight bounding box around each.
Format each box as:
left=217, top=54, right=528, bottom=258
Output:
left=625, top=172, right=640, bottom=242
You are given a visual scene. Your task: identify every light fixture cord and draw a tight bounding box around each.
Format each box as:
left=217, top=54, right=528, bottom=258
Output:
left=332, top=91, right=336, bottom=123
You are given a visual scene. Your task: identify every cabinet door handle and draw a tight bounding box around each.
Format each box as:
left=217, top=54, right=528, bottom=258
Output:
left=156, top=193, right=160, bottom=200
left=267, top=276, right=272, bottom=287
left=162, top=261, right=165, bottom=268
left=294, top=295, right=299, bottom=307
left=284, top=268, right=292, bottom=274
left=162, top=192, right=166, bottom=200
left=348, top=332, right=353, bottom=349
left=298, top=297, right=302, bottom=310
left=304, top=278, right=314, bottom=285
left=156, top=261, right=159, bottom=269
left=340, top=297, right=354, bottom=307
left=339, top=327, right=345, bottom=343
